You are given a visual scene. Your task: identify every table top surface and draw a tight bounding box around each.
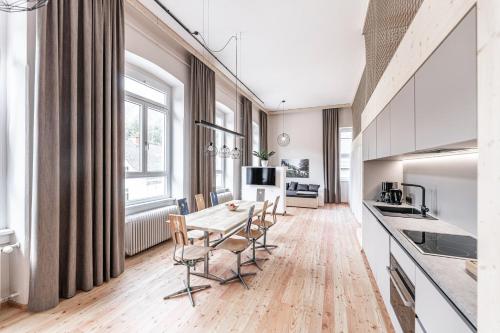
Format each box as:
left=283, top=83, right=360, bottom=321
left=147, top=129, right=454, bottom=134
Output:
left=184, top=200, right=270, bottom=234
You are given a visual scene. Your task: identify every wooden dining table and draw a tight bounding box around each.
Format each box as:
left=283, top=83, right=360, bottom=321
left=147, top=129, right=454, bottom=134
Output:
left=184, top=200, right=271, bottom=282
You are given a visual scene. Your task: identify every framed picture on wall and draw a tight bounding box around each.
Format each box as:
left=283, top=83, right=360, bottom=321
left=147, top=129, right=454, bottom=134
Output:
left=281, top=159, right=309, bottom=178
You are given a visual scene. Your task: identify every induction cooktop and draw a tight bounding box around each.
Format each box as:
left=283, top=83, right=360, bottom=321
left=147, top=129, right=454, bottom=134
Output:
left=401, top=230, right=477, bottom=260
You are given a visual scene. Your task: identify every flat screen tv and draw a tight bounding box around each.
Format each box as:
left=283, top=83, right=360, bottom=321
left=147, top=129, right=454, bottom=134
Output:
left=246, top=167, right=276, bottom=186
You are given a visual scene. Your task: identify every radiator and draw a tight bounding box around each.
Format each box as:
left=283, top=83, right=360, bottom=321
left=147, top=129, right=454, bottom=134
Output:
left=217, top=191, right=234, bottom=204
left=125, top=205, right=178, bottom=256
left=0, top=242, right=20, bottom=303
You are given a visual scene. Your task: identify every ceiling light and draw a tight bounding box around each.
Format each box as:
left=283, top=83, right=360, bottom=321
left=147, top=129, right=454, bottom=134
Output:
left=277, top=100, right=290, bottom=147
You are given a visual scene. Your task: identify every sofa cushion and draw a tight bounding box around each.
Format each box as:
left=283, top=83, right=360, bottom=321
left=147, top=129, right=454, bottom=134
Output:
left=297, top=184, right=309, bottom=191
left=296, top=191, right=319, bottom=198
left=289, top=181, right=298, bottom=191
left=308, top=184, right=320, bottom=192
left=286, top=182, right=290, bottom=190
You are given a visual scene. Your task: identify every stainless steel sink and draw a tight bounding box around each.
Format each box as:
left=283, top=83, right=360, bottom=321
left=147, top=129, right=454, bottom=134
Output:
left=374, top=205, right=437, bottom=220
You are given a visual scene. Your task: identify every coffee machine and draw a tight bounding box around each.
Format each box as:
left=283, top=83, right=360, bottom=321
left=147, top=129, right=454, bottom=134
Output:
left=379, top=182, right=402, bottom=205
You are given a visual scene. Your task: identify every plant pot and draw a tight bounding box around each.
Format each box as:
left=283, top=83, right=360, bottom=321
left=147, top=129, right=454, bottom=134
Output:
left=260, top=160, right=269, bottom=167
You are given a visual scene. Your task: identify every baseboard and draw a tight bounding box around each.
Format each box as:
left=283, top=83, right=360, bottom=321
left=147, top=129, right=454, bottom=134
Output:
left=6, top=299, right=28, bottom=310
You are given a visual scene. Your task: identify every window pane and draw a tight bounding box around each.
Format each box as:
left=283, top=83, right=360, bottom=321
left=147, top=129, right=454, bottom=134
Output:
left=125, top=76, right=166, bottom=105
left=340, top=138, right=351, bottom=154
left=147, top=108, right=166, bottom=172
left=215, top=171, right=223, bottom=189
left=340, top=168, right=350, bottom=180
left=125, top=176, right=166, bottom=202
left=125, top=101, right=142, bottom=173
left=340, top=128, right=353, bottom=139
left=252, top=122, right=260, bottom=166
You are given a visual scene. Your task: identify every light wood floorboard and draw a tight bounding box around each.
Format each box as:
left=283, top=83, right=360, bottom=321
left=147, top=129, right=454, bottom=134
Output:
left=0, top=204, right=394, bottom=333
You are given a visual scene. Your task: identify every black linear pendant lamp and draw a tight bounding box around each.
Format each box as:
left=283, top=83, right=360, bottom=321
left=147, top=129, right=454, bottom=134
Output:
left=0, top=0, right=48, bottom=12
left=277, top=99, right=290, bottom=146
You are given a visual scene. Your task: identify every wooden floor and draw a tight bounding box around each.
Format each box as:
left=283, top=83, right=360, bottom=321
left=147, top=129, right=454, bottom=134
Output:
left=0, top=205, right=393, bottom=333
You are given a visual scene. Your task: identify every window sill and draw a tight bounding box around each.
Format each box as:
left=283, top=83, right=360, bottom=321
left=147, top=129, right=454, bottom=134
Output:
left=126, top=198, right=176, bottom=216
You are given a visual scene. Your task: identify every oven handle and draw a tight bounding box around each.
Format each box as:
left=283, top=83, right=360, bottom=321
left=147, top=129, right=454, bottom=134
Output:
left=387, top=266, right=415, bottom=309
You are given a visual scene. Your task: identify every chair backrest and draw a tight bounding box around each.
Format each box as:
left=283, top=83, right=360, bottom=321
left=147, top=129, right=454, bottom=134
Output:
left=244, top=205, right=256, bottom=235
left=210, top=192, right=219, bottom=206
left=256, top=188, right=265, bottom=202
left=272, top=196, right=280, bottom=216
left=169, top=214, right=189, bottom=246
left=177, top=198, right=190, bottom=215
left=260, top=200, right=269, bottom=222
left=194, top=194, right=206, bottom=211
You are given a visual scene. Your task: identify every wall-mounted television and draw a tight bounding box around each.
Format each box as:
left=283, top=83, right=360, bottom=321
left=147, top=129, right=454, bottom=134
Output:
left=246, top=167, right=276, bottom=186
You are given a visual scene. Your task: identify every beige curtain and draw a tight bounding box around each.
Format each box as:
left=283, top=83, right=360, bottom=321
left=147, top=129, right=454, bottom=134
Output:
left=241, top=96, right=253, bottom=165
left=190, top=55, right=215, bottom=208
left=29, top=0, right=125, bottom=312
left=259, top=110, right=268, bottom=152
left=323, top=108, right=341, bottom=203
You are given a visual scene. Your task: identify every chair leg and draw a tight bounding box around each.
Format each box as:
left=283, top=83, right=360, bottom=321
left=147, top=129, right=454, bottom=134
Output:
left=220, top=252, right=256, bottom=290
left=164, top=264, right=211, bottom=307
left=241, top=238, right=268, bottom=270
left=255, top=228, right=278, bottom=254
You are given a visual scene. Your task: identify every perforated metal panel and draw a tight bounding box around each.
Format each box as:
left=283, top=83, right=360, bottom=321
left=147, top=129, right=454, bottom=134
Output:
left=352, top=0, right=423, bottom=137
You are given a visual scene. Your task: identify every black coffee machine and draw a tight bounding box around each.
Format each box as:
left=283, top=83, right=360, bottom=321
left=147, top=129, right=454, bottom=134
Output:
left=379, top=182, right=402, bottom=205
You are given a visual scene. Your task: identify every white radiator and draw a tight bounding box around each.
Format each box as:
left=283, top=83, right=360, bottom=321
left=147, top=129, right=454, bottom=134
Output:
left=125, top=205, right=178, bottom=256
left=0, top=241, right=19, bottom=303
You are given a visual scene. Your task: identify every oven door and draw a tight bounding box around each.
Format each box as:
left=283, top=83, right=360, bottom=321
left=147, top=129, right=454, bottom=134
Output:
left=388, top=255, right=416, bottom=333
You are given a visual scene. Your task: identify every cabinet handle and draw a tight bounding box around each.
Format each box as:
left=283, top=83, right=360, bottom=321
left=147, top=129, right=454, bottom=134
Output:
left=387, top=266, right=415, bottom=309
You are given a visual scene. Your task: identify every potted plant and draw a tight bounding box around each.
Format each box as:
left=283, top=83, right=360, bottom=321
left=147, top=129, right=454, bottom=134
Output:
left=252, top=150, right=275, bottom=167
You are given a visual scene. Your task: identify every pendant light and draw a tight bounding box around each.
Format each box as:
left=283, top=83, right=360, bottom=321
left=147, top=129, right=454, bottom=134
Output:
left=0, top=0, right=48, bottom=12
left=277, top=100, right=290, bottom=146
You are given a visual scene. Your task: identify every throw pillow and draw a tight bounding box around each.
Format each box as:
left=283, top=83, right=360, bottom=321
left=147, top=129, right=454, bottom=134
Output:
left=297, top=184, right=309, bottom=191
left=308, top=184, right=320, bottom=192
left=289, top=181, right=298, bottom=191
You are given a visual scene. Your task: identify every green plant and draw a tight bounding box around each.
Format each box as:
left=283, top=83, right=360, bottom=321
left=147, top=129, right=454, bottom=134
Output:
left=252, top=150, right=275, bottom=161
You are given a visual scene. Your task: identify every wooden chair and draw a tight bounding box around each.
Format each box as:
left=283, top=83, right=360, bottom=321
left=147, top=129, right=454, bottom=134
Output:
left=216, top=205, right=257, bottom=289
left=238, top=200, right=268, bottom=270
left=194, top=194, right=206, bottom=211
left=210, top=191, right=219, bottom=206
left=256, top=188, right=265, bottom=202
left=164, top=214, right=212, bottom=307
left=254, top=196, right=280, bottom=254
left=176, top=198, right=205, bottom=246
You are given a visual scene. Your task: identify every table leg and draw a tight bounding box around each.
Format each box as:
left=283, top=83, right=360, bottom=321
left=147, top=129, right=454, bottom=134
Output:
left=191, top=231, right=223, bottom=282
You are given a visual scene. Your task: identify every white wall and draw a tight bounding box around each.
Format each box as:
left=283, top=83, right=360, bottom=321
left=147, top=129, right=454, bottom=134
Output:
left=403, top=153, right=478, bottom=235
left=268, top=107, right=352, bottom=203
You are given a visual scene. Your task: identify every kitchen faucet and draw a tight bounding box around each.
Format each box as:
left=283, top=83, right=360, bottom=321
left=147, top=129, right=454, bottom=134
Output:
left=401, top=183, right=429, bottom=217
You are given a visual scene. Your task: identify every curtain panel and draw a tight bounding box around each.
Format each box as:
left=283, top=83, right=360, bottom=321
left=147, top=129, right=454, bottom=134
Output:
left=259, top=110, right=268, bottom=152
left=29, top=0, right=125, bottom=312
left=323, top=108, right=341, bottom=203
left=241, top=96, right=253, bottom=166
left=189, top=55, right=216, bottom=208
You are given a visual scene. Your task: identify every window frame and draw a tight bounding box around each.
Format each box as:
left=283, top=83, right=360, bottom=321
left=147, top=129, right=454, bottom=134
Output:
left=215, top=108, right=227, bottom=189
left=339, top=127, right=353, bottom=182
left=124, top=74, right=172, bottom=206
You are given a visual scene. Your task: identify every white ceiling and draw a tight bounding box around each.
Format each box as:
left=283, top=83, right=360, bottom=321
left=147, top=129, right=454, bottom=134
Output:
left=144, top=0, right=368, bottom=110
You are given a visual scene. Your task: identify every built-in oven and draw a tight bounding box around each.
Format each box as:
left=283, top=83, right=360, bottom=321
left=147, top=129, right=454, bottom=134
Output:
left=387, top=254, right=416, bottom=333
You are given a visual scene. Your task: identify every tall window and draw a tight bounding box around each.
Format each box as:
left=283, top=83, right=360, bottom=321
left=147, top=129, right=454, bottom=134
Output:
left=339, top=127, right=353, bottom=181
left=215, top=109, right=226, bottom=189
left=124, top=76, right=170, bottom=204
left=252, top=121, right=260, bottom=166
left=0, top=12, right=6, bottom=229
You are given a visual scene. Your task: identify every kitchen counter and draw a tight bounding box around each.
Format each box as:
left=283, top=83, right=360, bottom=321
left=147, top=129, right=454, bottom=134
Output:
left=363, top=200, right=477, bottom=329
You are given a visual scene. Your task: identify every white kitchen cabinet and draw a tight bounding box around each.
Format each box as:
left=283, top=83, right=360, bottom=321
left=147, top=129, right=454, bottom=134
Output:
left=414, top=9, right=477, bottom=151
left=415, top=268, right=473, bottom=333
left=362, top=121, right=377, bottom=161
left=362, top=206, right=390, bottom=306
left=376, top=105, right=391, bottom=158
left=390, top=78, right=415, bottom=155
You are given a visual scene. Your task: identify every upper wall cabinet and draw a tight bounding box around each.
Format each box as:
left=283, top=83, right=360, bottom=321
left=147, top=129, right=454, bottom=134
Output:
left=363, top=121, right=377, bottom=161
left=390, top=78, right=415, bottom=155
left=414, top=9, right=477, bottom=151
left=376, top=105, right=391, bottom=158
